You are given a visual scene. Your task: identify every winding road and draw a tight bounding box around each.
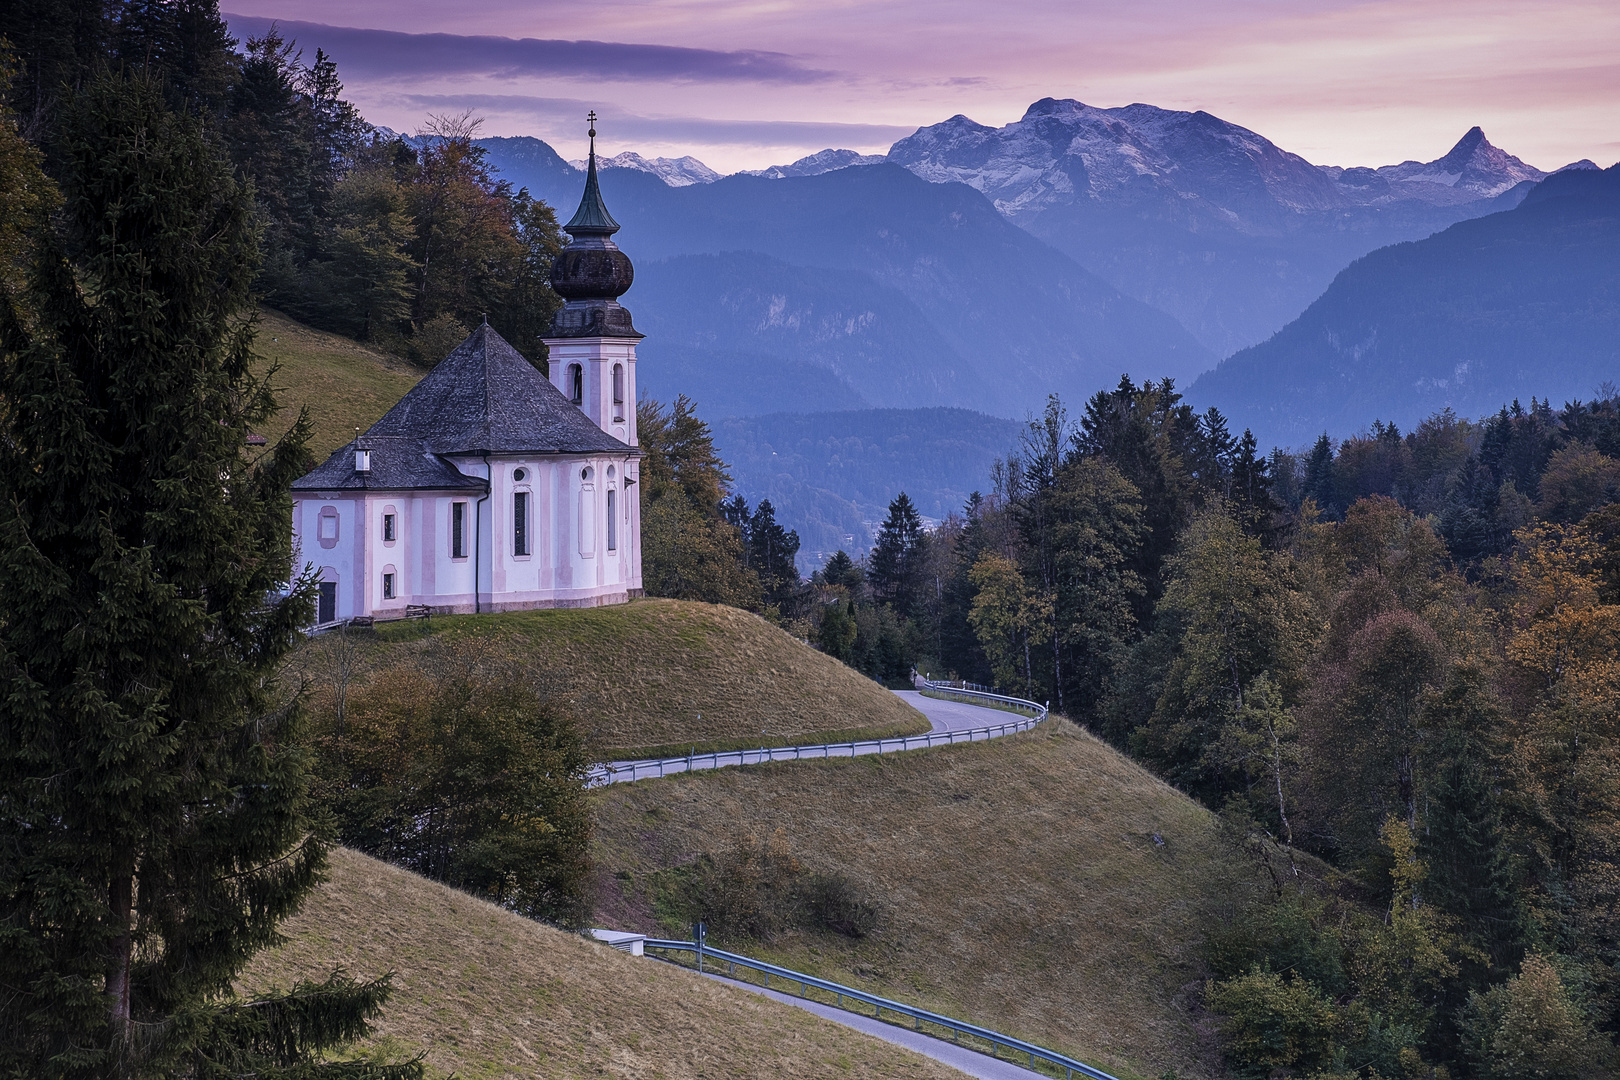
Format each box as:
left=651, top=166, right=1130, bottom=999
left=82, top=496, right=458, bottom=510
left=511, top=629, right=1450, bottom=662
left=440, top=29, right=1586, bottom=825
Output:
left=613, top=688, right=1060, bottom=1078
left=595, top=687, right=1041, bottom=785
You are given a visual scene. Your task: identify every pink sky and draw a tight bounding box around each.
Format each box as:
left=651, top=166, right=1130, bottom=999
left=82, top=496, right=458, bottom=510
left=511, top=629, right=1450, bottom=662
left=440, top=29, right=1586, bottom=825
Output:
left=223, top=0, right=1619, bottom=174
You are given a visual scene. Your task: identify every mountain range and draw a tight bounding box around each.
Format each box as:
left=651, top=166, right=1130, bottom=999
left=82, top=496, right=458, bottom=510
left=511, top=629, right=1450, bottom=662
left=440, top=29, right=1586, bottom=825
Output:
left=481, top=143, right=1213, bottom=418
left=1191, top=163, right=1620, bottom=447
left=468, top=109, right=1605, bottom=551
left=887, top=101, right=1553, bottom=356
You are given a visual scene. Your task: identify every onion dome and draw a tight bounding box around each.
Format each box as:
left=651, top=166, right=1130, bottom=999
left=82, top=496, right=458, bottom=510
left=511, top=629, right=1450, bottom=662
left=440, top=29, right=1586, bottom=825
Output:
left=547, top=115, right=641, bottom=339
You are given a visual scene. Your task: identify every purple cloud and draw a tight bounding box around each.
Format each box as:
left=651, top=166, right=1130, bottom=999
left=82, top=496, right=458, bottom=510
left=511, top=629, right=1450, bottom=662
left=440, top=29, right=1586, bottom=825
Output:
left=390, top=93, right=912, bottom=148
left=222, top=14, right=836, bottom=85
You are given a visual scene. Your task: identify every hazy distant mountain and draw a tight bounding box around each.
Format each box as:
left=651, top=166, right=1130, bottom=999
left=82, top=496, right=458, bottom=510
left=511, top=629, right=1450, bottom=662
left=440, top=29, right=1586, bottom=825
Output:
left=744, top=148, right=886, bottom=179
left=631, top=251, right=981, bottom=415
left=715, top=408, right=1024, bottom=562
left=1191, top=165, right=1620, bottom=447
left=888, top=100, right=1548, bottom=355
left=478, top=144, right=1212, bottom=418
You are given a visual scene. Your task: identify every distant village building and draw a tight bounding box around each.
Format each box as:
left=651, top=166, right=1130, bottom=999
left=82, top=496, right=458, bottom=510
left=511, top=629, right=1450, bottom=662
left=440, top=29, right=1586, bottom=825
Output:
left=290, top=122, right=644, bottom=624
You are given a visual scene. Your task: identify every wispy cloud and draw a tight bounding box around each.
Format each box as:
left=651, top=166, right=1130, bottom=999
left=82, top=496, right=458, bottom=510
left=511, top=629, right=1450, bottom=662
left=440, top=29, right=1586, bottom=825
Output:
left=388, top=93, right=913, bottom=149
left=223, top=14, right=836, bottom=85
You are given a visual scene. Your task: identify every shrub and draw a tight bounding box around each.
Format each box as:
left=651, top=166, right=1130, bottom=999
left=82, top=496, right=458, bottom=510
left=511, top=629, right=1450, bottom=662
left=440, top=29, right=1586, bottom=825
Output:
left=673, top=831, right=880, bottom=941
left=1206, top=967, right=1340, bottom=1078
left=307, top=643, right=594, bottom=926
left=1462, top=954, right=1615, bottom=1080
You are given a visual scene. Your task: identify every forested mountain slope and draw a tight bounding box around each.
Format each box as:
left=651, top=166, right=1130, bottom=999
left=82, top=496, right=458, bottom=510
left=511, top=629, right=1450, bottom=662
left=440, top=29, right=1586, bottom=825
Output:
left=481, top=144, right=1213, bottom=417
left=1191, top=164, right=1620, bottom=446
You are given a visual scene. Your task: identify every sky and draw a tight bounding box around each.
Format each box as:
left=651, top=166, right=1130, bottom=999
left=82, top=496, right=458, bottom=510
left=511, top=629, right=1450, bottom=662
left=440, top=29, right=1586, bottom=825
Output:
left=222, top=1, right=1620, bottom=175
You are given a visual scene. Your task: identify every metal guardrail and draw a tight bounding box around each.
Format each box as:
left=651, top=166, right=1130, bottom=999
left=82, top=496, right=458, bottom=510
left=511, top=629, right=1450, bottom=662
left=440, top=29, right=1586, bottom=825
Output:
left=641, top=937, right=1118, bottom=1080
left=589, top=680, right=1048, bottom=785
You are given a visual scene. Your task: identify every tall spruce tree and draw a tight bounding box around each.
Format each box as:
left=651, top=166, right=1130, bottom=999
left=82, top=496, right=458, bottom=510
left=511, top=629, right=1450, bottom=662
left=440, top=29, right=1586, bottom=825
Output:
left=0, top=71, right=412, bottom=1078
left=869, top=492, right=925, bottom=618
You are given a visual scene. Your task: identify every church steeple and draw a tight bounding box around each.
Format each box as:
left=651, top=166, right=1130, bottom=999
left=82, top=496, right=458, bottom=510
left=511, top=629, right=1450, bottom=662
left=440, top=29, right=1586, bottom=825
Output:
left=548, top=113, right=640, bottom=340
left=565, top=113, right=620, bottom=237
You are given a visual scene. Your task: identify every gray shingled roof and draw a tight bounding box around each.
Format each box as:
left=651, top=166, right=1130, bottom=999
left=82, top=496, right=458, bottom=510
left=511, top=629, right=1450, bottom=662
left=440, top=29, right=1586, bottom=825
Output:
left=291, top=435, right=486, bottom=492
left=292, top=324, right=633, bottom=493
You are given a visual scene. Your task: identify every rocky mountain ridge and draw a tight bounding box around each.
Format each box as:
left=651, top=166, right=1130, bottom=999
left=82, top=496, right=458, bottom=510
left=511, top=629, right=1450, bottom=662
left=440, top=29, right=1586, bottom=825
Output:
left=886, top=100, right=1551, bottom=217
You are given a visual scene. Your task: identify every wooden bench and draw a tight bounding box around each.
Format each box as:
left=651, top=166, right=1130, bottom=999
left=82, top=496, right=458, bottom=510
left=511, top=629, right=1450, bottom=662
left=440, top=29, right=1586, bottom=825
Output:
left=404, top=605, right=432, bottom=621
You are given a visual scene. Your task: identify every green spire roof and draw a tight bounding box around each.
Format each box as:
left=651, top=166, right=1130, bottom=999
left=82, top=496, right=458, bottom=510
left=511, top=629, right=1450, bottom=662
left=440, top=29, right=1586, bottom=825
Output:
left=564, top=120, right=620, bottom=236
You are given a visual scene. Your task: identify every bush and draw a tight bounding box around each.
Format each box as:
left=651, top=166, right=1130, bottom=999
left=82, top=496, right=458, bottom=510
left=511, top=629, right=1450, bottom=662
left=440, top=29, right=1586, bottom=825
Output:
left=306, top=641, right=594, bottom=926
left=1462, top=954, right=1615, bottom=1080
left=673, top=831, right=880, bottom=941
left=1206, top=967, right=1341, bottom=1078
left=802, top=871, right=881, bottom=938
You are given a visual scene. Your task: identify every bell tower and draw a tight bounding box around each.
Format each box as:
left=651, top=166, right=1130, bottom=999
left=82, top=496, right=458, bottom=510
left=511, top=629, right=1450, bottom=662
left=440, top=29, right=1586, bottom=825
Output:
left=543, top=113, right=641, bottom=447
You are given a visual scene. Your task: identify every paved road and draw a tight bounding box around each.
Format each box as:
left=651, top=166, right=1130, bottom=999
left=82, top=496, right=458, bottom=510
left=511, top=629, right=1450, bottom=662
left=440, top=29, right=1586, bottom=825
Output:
left=703, top=972, right=1049, bottom=1080
left=895, top=689, right=1024, bottom=734
left=596, top=690, right=1037, bottom=784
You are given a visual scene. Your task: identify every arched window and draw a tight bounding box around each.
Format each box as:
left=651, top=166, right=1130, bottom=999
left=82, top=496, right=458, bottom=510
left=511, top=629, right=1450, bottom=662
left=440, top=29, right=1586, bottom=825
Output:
left=606, top=488, right=617, bottom=551
left=612, top=364, right=625, bottom=421
left=568, top=364, right=583, bottom=405
left=513, top=490, right=529, bottom=556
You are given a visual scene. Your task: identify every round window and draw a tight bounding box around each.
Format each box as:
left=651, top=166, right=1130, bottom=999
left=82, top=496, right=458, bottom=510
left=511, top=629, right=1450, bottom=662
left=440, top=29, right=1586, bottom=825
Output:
left=513, top=468, right=527, bottom=482
left=581, top=466, right=593, bottom=481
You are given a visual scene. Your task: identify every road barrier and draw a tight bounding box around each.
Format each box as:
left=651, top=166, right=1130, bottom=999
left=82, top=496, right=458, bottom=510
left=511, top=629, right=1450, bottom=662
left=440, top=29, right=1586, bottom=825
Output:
left=589, top=680, right=1048, bottom=785
left=640, top=936, right=1118, bottom=1080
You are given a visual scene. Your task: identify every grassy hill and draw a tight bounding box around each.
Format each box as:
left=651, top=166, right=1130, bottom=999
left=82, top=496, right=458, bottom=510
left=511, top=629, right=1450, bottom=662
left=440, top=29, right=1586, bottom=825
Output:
left=592, top=720, right=1271, bottom=1080
left=292, top=599, right=929, bottom=758
left=252, top=307, right=421, bottom=462
left=241, top=848, right=969, bottom=1080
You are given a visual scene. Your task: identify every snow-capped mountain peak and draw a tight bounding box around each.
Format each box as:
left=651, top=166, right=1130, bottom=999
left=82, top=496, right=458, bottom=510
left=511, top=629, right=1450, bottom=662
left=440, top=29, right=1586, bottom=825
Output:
left=566, top=151, right=720, bottom=186
left=743, top=148, right=886, bottom=179
left=1372, top=127, right=1545, bottom=199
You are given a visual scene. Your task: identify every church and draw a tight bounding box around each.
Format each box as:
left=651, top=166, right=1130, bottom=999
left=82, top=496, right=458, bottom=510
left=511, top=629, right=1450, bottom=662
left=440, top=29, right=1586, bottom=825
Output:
left=291, top=123, right=645, bottom=625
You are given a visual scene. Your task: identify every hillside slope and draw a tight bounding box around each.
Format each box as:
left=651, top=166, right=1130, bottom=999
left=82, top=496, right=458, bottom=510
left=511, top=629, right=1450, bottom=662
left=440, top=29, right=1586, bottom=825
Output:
left=293, top=599, right=928, bottom=758
left=252, top=307, right=422, bottom=461
left=1191, top=163, right=1620, bottom=446
left=593, top=720, right=1266, bottom=1080
left=241, top=848, right=967, bottom=1080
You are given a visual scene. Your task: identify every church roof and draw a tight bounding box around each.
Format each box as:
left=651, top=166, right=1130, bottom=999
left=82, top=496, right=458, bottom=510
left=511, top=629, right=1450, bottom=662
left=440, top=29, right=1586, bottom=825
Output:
left=292, top=323, right=633, bottom=492
left=291, top=435, right=486, bottom=492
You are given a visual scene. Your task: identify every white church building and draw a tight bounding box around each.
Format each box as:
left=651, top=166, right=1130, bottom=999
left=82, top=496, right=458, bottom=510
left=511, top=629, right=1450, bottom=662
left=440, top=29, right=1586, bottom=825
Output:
left=291, top=125, right=645, bottom=624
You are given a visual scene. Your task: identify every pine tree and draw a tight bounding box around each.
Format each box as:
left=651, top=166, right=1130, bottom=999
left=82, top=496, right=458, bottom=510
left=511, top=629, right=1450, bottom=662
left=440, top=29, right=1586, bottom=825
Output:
left=1302, top=433, right=1337, bottom=519
left=0, top=70, right=412, bottom=1079
left=748, top=499, right=801, bottom=608
left=869, top=492, right=925, bottom=618
left=1419, top=737, right=1521, bottom=975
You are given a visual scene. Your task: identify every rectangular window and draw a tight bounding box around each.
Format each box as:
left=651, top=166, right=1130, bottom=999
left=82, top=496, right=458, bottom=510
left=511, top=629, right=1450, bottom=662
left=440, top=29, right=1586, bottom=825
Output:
left=606, top=489, right=617, bottom=551
left=382, top=513, right=396, bottom=542
left=513, top=491, right=529, bottom=556
left=452, top=501, right=466, bottom=558
left=382, top=572, right=395, bottom=600
left=317, top=581, right=336, bottom=624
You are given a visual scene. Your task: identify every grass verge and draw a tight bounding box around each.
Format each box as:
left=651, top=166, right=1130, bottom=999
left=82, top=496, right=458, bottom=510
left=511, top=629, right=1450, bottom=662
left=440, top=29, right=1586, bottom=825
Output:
left=292, top=598, right=929, bottom=758
left=240, top=848, right=971, bottom=1079
left=251, top=307, right=421, bottom=462
left=591, top=719, right=1271, bottom=1080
